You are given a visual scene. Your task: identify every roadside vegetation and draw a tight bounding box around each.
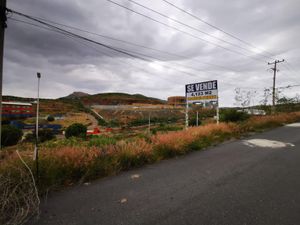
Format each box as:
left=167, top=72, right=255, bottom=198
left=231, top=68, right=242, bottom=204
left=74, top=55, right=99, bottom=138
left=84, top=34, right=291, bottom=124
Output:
left=1, top=111, right=300, bottom=225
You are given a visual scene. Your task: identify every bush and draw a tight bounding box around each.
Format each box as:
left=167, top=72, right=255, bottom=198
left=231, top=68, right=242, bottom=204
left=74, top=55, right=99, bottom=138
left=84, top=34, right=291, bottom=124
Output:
left=65, top=123, right=87, bottom=139
left=220, top=109, right=250, bottom=122
left=25, top=129, right=55, bottom=143
left=88, top=136, right=117, bottom=147
left=47, top=115, right=55, bottom=122
left=98, top=118, right=108, bottom=126
left=151, top=124, right=182, bottom=134
left=108, top=119, right=121, bottom=128
left=1, top=125, right=23, bottom=147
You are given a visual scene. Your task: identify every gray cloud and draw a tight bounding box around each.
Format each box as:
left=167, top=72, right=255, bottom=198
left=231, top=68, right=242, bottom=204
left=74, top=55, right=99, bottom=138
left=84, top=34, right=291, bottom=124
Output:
left=4, top=0, right=300, bottom=106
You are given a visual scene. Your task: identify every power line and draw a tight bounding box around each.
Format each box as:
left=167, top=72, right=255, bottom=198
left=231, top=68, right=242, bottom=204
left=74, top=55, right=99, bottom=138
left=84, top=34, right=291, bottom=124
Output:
left=161, top=0, right=277, bottom=59
left=7, top=15, right=209, bottom=81
left=105, top=43, right=221, bottom=77
left=10, top=13, right=242, bottom=73
left=277, top=84, right=300, bottom=90
left=9, top=12, right=247, bottom=77
left=104, top=0, right=266, bottom=63
left=11, top=8, right=294, bottom=92
left=9, top=17, right=202, bottom=86
left=284, top=60, right=299, bottom=75
left=7, top=8, right=152, bottom=61
left=126, top=0, right=273, bottom=60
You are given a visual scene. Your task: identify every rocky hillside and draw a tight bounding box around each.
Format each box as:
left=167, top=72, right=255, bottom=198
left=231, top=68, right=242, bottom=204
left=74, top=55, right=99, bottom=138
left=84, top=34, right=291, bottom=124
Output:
left=65, top=92, right=165, bottom=106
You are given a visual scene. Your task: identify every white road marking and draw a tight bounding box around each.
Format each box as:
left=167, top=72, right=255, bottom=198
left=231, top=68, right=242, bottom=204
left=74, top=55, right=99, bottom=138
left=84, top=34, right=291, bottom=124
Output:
left=131, top=174, right=141, bottom=179
left=243, top=139, right=295, bottom=148
left=286, top=123, right=300, bottom=127
left=120, top=198, right=127, bottom=204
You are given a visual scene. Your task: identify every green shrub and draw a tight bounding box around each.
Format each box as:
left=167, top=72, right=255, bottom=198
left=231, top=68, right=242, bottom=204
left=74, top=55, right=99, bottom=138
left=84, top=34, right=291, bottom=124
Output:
left=25, top=129, right=55, bottom=143
left=43, top=137, right=83, bottom=148
left=98, top=118, right=108, bottom=126
left=189, top=117, right=202, bottom=126
left=1, top=125, right=23, bottom=147
left=220, top=109, right=250, bottom=122
left=47, top=115, right=55, bottom=122
left=108, top=119, right=121, bottom=127
left=129, top=118, right=149, bottom=127
left=88, top=136, right=117, bottom=147
left=151, top=125, right=182, bottom=134
left=65, top=123, right=87, bottom=139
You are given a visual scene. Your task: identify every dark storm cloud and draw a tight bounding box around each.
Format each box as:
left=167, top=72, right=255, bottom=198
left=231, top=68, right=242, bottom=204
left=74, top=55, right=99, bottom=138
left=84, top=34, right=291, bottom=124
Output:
left=4, top=0, right=300, bottom=105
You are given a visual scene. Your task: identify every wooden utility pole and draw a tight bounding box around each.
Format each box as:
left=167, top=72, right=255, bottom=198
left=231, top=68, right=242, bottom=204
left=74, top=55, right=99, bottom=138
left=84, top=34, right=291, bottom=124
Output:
left=0, top=0, right=6, bottom=148
left=268, top=59, right=284, bottom=114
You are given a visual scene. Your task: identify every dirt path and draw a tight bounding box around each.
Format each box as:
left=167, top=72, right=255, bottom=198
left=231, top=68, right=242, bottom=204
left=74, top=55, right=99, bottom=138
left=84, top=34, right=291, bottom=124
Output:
left=86, top=113, right=99, bottom=130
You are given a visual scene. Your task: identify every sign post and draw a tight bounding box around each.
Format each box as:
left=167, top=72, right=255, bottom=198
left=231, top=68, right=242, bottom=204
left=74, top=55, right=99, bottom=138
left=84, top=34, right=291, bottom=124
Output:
left=185, top=91, right=189, bottom=129
left=185, top=80, right=219, bottom=127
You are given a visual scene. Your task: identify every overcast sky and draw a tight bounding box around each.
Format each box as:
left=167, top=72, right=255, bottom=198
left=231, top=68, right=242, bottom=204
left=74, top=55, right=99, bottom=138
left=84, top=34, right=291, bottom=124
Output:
left=4, top=0, right=300, bottom=106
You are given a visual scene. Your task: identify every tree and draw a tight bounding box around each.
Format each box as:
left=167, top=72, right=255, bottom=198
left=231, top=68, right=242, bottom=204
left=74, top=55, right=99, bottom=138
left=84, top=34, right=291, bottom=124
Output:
left=220, top=109, right=250, bottom=123
left=1, top=125, right=23, bottom=147
left=25, top=129, right=55, bottom=143
left=234, top=88, right=257, bottom=108
left=46, top=115, right=55, bottom=122
left=260, top=88, right=272, bottom=106
left=65, top=123, right=87, bottom=139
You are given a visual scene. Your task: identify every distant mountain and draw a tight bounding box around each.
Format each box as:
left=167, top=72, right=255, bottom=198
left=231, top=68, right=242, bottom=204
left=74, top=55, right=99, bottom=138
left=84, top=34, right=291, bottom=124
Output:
left=64, top=91, right=90, bottom=99
left=78, top=92, right=165, bottom=106
left=2, top=92, right=165, bottom=115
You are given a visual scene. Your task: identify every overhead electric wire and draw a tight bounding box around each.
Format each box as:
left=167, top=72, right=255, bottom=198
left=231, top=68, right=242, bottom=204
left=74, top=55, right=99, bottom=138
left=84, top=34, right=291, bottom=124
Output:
left=7, top=8, right=151, bottom=62
left=10, top=17, right=281, bottom=91
left=161, top=0, right=276, bottom=59
left=7, top=14, right=208, bottom=80
left=9, top=18, right=184, bottom=85
left=126, top=0, right=273, bottom=60
left=110, top=45, right=221, bottom=77
left=104, top=0, right=267, bottom=63
left=284, top=60, right=299, bottom=76
left=277, top=84, right=300, bottom=89
left=8, top=10, right=246, bottom=77
left=10, top=8, right=294, bottom=90
left=9, top=11, right=242, bottom=73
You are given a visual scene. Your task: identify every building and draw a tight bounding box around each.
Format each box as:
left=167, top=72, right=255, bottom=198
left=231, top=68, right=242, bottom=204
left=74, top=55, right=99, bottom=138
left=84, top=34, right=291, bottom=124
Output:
left=167, top=96, right=186, bottom=107
left=2, top=101, right=34, bottom=119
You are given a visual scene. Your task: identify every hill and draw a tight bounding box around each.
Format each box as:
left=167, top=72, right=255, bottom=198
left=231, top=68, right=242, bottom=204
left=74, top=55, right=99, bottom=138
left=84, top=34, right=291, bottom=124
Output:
left=2, top=95, right=85, bottom=115
left=64, top=91, right=90, bottom=99
left=2, top=92, right=165, bottom=115
left=70, top=92, right=165, bottom=106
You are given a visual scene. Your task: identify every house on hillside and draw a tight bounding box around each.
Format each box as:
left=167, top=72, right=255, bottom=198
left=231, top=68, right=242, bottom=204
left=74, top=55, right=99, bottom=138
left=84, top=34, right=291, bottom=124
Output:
left=2, top=101, right=34, bottom=119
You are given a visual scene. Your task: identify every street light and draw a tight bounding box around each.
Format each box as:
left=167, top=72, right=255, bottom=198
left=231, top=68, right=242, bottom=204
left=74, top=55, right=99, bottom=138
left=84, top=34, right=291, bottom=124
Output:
left=34, top=72, right=41, bottom=183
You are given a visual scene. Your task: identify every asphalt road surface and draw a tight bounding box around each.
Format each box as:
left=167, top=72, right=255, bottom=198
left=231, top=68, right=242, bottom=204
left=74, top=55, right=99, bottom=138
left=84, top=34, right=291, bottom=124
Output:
left=29, top=123, right=300, bottom=225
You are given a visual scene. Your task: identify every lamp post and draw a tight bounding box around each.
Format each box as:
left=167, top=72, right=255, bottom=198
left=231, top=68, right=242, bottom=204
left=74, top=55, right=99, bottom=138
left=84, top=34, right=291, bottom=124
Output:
left=34, top=72, right=41, bottom=183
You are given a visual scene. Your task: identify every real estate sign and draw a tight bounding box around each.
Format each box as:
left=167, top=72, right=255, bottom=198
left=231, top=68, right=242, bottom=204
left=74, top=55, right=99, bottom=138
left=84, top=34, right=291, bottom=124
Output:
left=185, top=80, right=218, bottom=104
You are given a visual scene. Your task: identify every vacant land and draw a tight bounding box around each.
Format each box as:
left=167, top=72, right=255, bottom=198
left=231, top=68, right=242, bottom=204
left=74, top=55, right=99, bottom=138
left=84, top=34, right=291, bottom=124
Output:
left=1, top=111, right=300, bottom=225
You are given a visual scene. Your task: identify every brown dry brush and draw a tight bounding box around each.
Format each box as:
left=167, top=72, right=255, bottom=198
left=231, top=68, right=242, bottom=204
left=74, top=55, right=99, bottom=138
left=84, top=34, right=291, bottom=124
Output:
left=0, top=152, right=40, bottom=225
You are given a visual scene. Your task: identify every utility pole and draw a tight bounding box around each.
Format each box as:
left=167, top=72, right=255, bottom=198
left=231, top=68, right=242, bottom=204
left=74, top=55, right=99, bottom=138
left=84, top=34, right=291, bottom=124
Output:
left=34, top=72, right=41, bottom=183
left=0, top=0, right=6, bottom=149
left=268, top=59, right=284, bottom=114
left=148, top=112, right=151, bottom=133
left=185, top=96, right=188, bottom=129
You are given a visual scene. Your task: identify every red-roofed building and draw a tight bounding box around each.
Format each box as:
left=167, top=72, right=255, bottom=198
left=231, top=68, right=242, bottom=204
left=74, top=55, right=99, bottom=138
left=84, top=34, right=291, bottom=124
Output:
left=2, top=101, right=34, bottom=119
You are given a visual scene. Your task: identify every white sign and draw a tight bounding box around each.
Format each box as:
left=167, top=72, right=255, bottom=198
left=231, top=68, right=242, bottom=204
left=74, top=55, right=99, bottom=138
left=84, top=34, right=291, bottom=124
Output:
left=185, top=80, right=218, bottom=103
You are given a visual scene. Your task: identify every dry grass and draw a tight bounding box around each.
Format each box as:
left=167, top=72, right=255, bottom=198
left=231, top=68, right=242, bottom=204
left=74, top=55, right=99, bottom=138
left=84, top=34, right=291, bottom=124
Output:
left=241, top=112, right=300, bottom=132
left=53, top=113, right=93, bottom=128
left=1, top=112, right=300, bottom=224
left=0, top=156, right=39, bottom=225
left=151, top=123, right=238, bottom=158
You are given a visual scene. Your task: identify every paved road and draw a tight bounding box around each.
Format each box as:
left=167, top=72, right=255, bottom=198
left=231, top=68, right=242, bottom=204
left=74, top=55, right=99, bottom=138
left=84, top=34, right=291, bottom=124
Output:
left=29, top=124, right=300, bottom=225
